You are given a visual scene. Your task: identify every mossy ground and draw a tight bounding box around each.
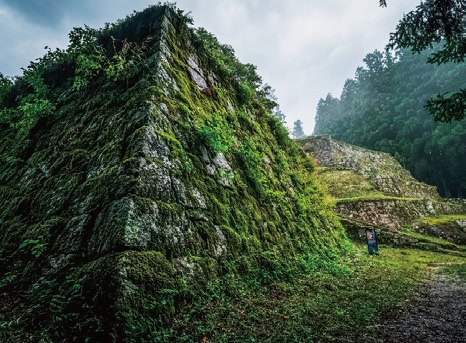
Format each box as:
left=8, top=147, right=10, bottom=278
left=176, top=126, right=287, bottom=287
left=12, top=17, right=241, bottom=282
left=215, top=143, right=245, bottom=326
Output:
left=319, top=170, right=384, bottom=199
left=335, top=195, right=421, bottom=203
left=416, top=215, right=466, bottom=226
left=111, top=244, right=464, bottom=342
left=1, top=244, right=464, bottom=342
left=442, top=263, right=466, bottom=280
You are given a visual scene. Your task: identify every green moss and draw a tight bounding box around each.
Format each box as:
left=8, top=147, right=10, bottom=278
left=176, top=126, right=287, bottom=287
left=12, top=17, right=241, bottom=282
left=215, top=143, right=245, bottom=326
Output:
left=21, top=217, right=64, bottom=241
left=320, top=170, right=384, bottom=199
left=336, top=195, right=422, bottom=203
left=188, top=255, right=219, bottom=280
left=416, top=215, right=466, bottom=226
left=402, top=230, right=462, bottom=250
left=120, top=250, right=176, bottom=287
left=220, top=225, right=243, bottom=254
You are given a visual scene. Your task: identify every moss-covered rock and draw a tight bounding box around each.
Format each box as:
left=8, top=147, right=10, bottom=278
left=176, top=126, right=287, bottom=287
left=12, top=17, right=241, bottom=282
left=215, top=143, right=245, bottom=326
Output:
left=297, top=135, right=466, bottom=247
left=412, top=215, right=466, bottom=245
left=0, top=5, right=346, bottom=341
left=298, top=135, right=441, bottom=200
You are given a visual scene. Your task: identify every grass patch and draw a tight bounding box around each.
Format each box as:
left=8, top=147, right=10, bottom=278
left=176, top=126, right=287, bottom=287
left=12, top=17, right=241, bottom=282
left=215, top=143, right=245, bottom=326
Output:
left=319, top=170, right=383, bottom=199
left=336, top=195, right=422, bottom=203
left=416, top=215, right=466, bottom=227
left=442, top=263, right=466, bottom=281
left=123, top=245, right=464, bottom=342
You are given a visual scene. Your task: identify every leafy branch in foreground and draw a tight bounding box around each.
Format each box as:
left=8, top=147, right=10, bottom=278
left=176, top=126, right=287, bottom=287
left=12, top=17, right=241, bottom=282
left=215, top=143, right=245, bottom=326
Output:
left=386, top=0, right=465, bottom=122
left=388, top=0, right=465, bottom=64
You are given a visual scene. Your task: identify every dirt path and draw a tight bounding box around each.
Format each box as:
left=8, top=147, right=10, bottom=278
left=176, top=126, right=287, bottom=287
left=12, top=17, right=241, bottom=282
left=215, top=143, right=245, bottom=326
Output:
left=373, top=266, right=466, bottom=343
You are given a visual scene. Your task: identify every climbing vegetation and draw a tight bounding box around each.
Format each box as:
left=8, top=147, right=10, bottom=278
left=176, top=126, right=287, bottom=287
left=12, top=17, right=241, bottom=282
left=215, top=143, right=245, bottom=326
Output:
left=197, top=112, right=235, bottom=153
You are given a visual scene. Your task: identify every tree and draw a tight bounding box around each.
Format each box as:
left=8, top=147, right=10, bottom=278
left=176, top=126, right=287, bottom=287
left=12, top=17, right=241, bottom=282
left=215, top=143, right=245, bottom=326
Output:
left=273, top=105, right=286, bottom=124
left=384, top=0, right=465, bottom=122
left=389, top=0, right=465, bottom=64
left=292, top=120, right=305, bottom=139
left=315, top=94, right=340, bottom=134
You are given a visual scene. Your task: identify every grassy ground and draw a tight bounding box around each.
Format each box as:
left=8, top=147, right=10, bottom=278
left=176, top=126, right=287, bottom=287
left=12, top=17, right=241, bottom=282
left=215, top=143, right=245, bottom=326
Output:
left=442, top=263, right=466, bottom=280
left=148, top=244, right=465, bottom=343
left=2, top=244, right=464, bottom=342
left=416, top=215, right=466, bottom=226
left=401, top=229, right=465, bottom=251
left=335, top=195, right=421, bottom=203
left=318, top=170, right=384, bottom=199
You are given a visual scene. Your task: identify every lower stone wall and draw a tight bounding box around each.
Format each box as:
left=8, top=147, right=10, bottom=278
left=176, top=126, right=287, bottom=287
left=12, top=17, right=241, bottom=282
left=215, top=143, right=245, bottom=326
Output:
left=372, top=176, right=440, bottom=201
left=432, top=199, right=466, bottom=215
left=336, top=198, right=465, bottom=231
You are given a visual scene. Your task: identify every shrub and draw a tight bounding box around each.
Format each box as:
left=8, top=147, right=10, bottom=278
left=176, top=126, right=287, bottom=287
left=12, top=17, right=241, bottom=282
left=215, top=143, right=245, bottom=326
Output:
left=237, top=82, right=253, bottom=104
left=197, top=113, right=235, bottom=153
left=237, top=139, right=268, bottom=195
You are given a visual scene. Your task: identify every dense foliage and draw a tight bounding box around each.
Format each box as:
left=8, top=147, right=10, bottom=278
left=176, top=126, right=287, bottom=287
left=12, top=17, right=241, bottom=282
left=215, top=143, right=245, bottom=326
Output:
left=0, top=4, right=195, bottom=141
left=387, top=0, right=465, bottom=121
left=389, top=0, right=465, bottom=64
left=314, top=46, right=466, bottom=198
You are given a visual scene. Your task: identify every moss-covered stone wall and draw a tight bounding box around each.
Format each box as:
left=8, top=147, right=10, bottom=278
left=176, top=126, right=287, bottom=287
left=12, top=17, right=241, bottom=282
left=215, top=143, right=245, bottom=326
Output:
left=0, top=6, right=347, bottom=341
left=298, top=135, right=441, bottom=200
left=297, top=136, right=465, bottom=247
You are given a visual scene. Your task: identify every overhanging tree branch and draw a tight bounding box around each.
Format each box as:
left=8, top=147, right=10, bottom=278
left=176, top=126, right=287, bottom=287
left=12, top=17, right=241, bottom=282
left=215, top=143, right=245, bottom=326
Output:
left=383, top=0, right=466, bottom=122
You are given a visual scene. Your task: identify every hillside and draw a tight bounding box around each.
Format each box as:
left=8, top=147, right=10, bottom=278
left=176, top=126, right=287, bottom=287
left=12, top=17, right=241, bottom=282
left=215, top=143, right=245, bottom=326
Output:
left=298, top=135, right=466, bottom=250
left=313, top=47, right=466, bottom=198
left=0, top=5, right=347, bottom=341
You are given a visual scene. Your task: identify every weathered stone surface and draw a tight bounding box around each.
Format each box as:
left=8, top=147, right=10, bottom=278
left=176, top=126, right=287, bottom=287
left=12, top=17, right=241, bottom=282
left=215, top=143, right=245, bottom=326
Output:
left=187, top=55, right=209, bottom=91
left=298, top=135, right=441, bottom=200
left=0, top=5, right=346, bottom=341
left=336, top=199, right=436, bottom=230
left=297, top=135, right=466, bottom=246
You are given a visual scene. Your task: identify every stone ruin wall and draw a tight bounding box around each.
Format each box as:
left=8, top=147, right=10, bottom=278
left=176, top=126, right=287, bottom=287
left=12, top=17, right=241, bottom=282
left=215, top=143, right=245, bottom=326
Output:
left=297, top=136, right=466, bottom=236
left=336, top=198, right=466, bottom=231
left=299, top=135, right=441, bottom=201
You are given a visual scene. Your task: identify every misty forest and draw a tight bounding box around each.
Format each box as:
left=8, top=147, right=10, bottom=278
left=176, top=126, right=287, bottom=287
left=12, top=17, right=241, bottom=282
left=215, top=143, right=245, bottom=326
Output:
left=0, top=1, right=465, bottom=342
left=314, top=46, right=465, bottom=198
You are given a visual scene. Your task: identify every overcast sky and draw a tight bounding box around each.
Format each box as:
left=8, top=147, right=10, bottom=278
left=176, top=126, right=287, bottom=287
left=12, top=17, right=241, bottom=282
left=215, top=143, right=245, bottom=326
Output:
left=0, top=0, right=420, bottom=133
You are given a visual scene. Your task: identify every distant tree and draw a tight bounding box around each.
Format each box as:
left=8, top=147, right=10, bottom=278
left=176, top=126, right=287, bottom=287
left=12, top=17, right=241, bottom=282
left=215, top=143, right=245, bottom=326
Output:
left=0, top=73, right=12, bottom=104
left=273, top=105, right=286, bottom=124
left=315, top=94, right=340, bottom=134
left=383, top=0, right=465, bottom=122
left=0, top=73, right=15, bottom=125
left=292, top=120, right=305, bottom=139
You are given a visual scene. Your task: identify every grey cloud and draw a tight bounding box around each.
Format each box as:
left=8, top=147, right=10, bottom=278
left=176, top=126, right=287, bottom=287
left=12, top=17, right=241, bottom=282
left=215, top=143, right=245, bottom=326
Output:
left=0, top=0, right=95, bottom=27
left=0, top=0, right=420, bottom=132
